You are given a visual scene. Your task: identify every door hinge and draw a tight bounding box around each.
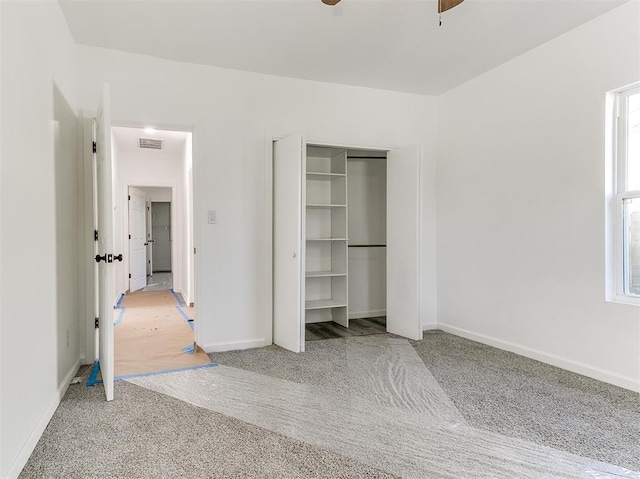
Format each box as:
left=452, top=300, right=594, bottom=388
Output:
left=129, top=273, right=131, bottom=279
left=94, top=230, right=99, bottom=241
left=94, top=318, right=99, bottom=328
left=128, top=195, right=131, bottom=200
left=148, top=260, right=151, bottom=264
left=129, top=234, right=131, bottom=239
left=93, top=141, right=97, bottom=154
left=194, top=247, right=196, bottom=254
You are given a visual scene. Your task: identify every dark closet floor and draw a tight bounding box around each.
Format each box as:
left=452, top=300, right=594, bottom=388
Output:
left=305, top=316, right=386, bottom=341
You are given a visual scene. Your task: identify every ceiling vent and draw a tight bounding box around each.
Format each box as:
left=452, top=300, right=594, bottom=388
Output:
left=138, top=138, right=163, bottom=150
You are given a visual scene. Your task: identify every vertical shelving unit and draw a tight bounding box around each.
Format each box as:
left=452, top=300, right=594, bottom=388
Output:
left=304, top=147, right=349, bottom=327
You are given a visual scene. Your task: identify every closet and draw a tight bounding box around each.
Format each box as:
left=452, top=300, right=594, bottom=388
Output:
left=346, top=153, right=387, bottom=322
left=273, top=134, right=421, bottom=353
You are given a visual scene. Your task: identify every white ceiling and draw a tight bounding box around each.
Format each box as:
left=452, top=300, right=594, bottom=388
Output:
left=112, top=126, right=189, bottom=155
left=59, top=0, right=627, bottom=95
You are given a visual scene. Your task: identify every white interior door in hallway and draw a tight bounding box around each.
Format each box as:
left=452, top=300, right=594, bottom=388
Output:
left=129, top=186, right=147, bottom=292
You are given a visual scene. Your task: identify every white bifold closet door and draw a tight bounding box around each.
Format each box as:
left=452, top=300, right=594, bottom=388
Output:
left=273, top=134, right=305, bottom=353
left=386, top=145, right=422, bottom=340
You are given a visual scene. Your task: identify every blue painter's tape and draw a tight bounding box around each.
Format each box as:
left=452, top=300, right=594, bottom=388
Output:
left=86, top=360, right=100, bottom=387
left=170, top=289, right=186, bottom=307
left=175, top=306, right=194, bottom=330
left=114, top=292, right=125, bottom=309
left=115, top=362, right=217, bottom=381
left=181, top=344, right=195, bottom=354
left=113, top=307, right=126, bottom=326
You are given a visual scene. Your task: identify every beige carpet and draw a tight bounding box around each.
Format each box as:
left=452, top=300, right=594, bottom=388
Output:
left=114, top=290, right=210, bottom=377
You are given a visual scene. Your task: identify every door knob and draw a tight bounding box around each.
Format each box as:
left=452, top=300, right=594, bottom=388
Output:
left=114, top=254, right=123, bottom=262
left=95, top=254, right=107, bottom=263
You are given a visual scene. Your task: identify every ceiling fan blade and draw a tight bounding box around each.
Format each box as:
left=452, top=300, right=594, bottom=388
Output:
left=438, top=0, right=464, bottom=13
left=322, top=0, right=342, bottom=5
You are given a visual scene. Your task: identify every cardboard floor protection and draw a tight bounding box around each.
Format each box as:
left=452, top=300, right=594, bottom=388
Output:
left=183, top=306, right=195, bottom=320
left=114, top=290, right=210, bottom=377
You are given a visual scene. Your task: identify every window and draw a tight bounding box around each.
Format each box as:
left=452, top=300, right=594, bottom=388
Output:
left=613, top=84, right=640, bottom=302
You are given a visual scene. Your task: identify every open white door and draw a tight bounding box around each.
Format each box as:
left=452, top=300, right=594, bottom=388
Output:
left=146, top=199, right=153, bottom=276
left=272, top=134, right=305, bottom=353
left=129, top=187, right=147, bottom=292
left=95, top=84, right=115, bottom=401
left=386, top=145, right=422, bottom=340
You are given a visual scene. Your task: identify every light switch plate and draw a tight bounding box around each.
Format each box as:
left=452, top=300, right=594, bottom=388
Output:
left=208, top=210, right=217, bottom=224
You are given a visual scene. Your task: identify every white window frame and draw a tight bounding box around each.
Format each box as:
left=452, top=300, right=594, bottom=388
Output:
left=610, top=83, right=640, bottom=305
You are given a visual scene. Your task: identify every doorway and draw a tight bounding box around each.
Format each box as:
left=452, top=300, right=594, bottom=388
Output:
left=128, top=187, right=173, bottom=293
left=150, top=201, right=172, bottom=274
left=108, top=126, right=206, bottom=378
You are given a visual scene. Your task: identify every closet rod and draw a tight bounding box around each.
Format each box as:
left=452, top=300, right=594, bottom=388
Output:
left=346, top=156, right=386, bottom=160
left=348, top=245, right=386, bottom=248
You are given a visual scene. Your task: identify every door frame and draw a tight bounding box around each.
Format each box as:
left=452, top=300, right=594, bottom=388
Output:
left=122, top=181, right=178, bottom=296
left=81, top=120, right=199, bottom=363
left=265, top=133, right=419, bottom=348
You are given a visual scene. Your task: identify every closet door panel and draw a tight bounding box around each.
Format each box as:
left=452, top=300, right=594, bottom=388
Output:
left=273, top=134, right=305, bottom=353
left=387, top=145, right=422, bottom=340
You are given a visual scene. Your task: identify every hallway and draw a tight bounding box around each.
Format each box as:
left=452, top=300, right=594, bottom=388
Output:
left=114, top=288, right=208, bottom=378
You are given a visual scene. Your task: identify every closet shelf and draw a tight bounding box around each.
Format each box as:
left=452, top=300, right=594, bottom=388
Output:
left=306, top=172, right=346, bottom=179
left=305, top=299, right=348, bottom=310
left=306, top=204, right=346, bottom=208
left=306, top=238, right=348, bottom=242
left=306, top=271, right=347, bottom=278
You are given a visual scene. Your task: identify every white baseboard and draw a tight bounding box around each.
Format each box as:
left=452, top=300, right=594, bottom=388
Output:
left=5, top=359, right=81, bottom=479
left=421, top=322, right=438, bottom=331
left=438, top=323, right=640, bottom=393
left=173, top=289, right=187, bottom=306
left=348, top=309, right=386, bottom=320
left=203, top=338, right=265, bottom=353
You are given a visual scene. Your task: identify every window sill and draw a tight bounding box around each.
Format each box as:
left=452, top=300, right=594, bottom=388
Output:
left=609, top=294, right=640, bottom=307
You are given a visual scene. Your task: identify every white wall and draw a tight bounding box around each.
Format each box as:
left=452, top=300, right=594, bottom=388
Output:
left=76, top=47, right=438, bottom=352
left=437, top=1, right=640, bottom=391
left=0, top=2, right=4, bottom=474
left=138, top=186, right=172, bottom=202
left=0, top=1, right=4, bottom=474
left=0, top=1, right=81, bottom=476
left=113, top=140, right=189, bottom=301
